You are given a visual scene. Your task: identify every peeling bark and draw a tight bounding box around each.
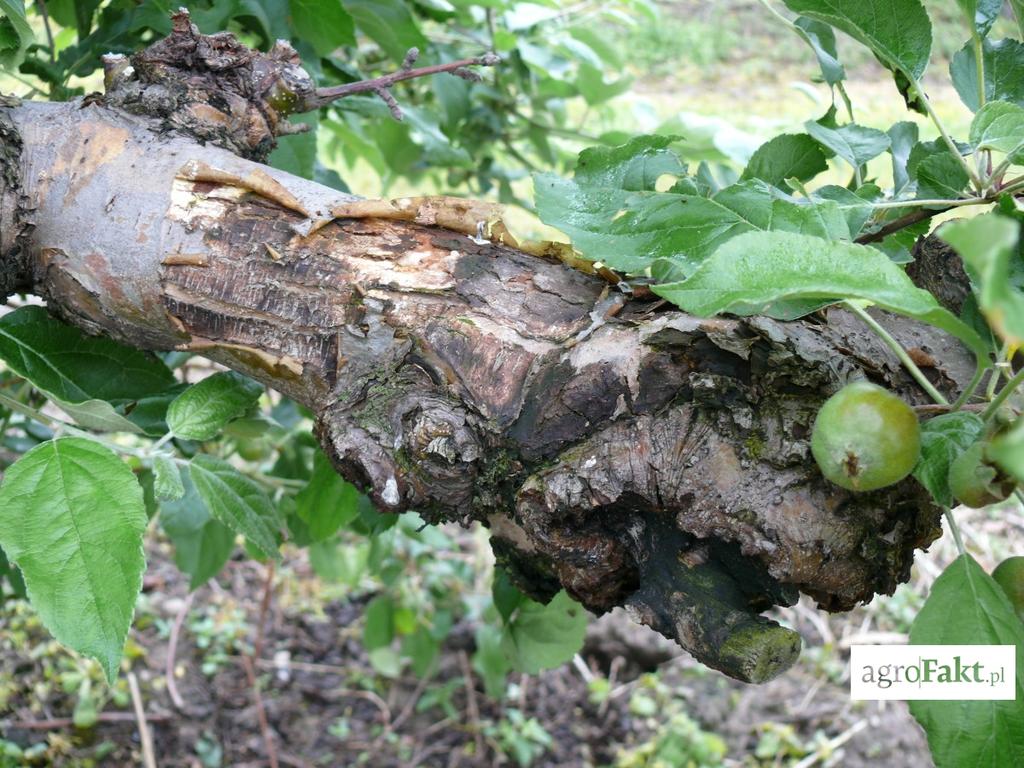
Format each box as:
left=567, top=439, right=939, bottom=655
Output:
left=0, top=73, right=974, bottom=682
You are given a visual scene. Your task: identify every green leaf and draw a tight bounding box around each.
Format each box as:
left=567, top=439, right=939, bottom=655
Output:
left=47, top=0, right=99, bottom=39
left=501, top=591, right=588, bottom=674
left=268, top=112, right=319, bottom=180
left=576, top=62, right=632, bottom=106
left=813, top=183, right=882, bottom=238
left=0, top=306, right=175, bottom=402
left=363, top=595, right=394, bottom=650
left=909, top=554, right=1024, bottom=768
left=368, top=646, right=402, bottom=677
left=51, top=399, right=147, bottom=434
left=793, top=16, right=845, bottom=85
left=124, top=385, right=188, bottom=437
left=970, top=101, right=1024, bottom=161
left=159, top=468, right=234, bottom=590
left=0, top=438, right=147, bottom=681
left=401, top=628, right=439, bottom=677
left=876, top=217, right=930, bottom=264
left=573, top=135, right=686, bottom=191
left=342, top=0, right=427, bottom=62
left=888, top=121, right=919, bottom=193
left=0, top=306, right=175, bottom=431
left=152, top=455, right=185, bottom=501
left=0, top=0, right=33, bottom=69
left=939, top=213, right=1024, bottom=346
left=913, top=412, right=986, bottom=507
left=287, top=0, right=354, bottom=56
left=783, top=0, right=932, bottom=81
left=295, top=449, right=365, bottom=542
left=805, top=120, right=891, bottom=171
left=308, top=538, right=368, bottom=585
left=493, top=568, right=527, bottom=623
left=167, top=371, right=263, bottom=441
left=473, top=623, right=512, bottom=699
left=955, top=0, right=1003, bottom=38
left=189, top=454, right=281, bottom=559
left=740, top=133, right=828, bottom=188
left=951, top=38, right=1024, bottom=112
left=652, top=230, right=992, bottom=362
left=0, top=542, right=26, bottom=599
left=989, top=416, right=1024, bottom=484
left=535, top=170, right=847, bottom=276
left=1012, top=1, right=1024, bottom=38
left=915, top=153, right=971, bottom=201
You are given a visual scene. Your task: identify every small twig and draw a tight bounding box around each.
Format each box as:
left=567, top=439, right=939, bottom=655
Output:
left=838, top=631, right=909, bottom=650
left=388, top=662, right=439, bottom=733
left=127, top=673, right=158, bottom=768
left=3, top=712, right=173, bottom=730
left=254, top=561, right=276, bottom=661
left=912, top=402, right=986, bottom=416
left=315, top=49, right=500, bottom=118
left=598, top=657, right=624, bottom=717
left=792, top=718, right=868, bottom=768
left=842, top=301, right=948, bottom=405
left=36, top=0, right=56, bottom=63
left=854, top=206, right=949, bottom=245
left=240, top=560, right=279, bottom=768
left=982, top=366, right=1024, bottom=420
left=165, top=591, right=195, bottom=714
left=242, top=654, right=279, bottom=768
left=232, top=656, right=394, bottom=724
left=571, top=653, right=594, bottom=683
left=457, top=651, right=486, bottom=761
left=944, top=508, right=968, bottom=556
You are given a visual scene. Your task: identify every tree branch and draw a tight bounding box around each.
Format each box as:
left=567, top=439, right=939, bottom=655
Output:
left=0, top=15, right=982, bottom=684
left=854, top=206, right=949, bottom=245
left=314, top=48, right=501, bottom=117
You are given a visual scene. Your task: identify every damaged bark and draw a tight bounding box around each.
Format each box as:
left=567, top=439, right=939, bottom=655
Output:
left=0, top=16, right=976, bottom=683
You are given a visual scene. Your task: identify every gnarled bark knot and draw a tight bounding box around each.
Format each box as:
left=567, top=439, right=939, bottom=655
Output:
left=3, top=68, right=972, bottom=683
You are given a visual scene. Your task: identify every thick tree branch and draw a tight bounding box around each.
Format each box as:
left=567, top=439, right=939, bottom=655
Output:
left=1, top=96, right=975, bottom=683
left=0, top=17, right=981, bottom=684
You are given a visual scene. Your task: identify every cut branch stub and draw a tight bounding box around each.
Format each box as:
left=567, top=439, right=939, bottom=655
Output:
left=102, top=9, right=316, bottom=160
left=99, top=9, right=498, bottom=158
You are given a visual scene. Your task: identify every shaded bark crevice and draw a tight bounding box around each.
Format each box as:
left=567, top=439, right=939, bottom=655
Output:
left=0, top=94, right=32, bottom=301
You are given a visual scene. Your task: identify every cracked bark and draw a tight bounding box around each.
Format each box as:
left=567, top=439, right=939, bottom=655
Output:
left=0, top=21, right=977, bottom=683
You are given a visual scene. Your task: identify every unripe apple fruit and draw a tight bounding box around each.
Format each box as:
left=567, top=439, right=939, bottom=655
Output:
left=811, top=380, right=921, bottom=492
